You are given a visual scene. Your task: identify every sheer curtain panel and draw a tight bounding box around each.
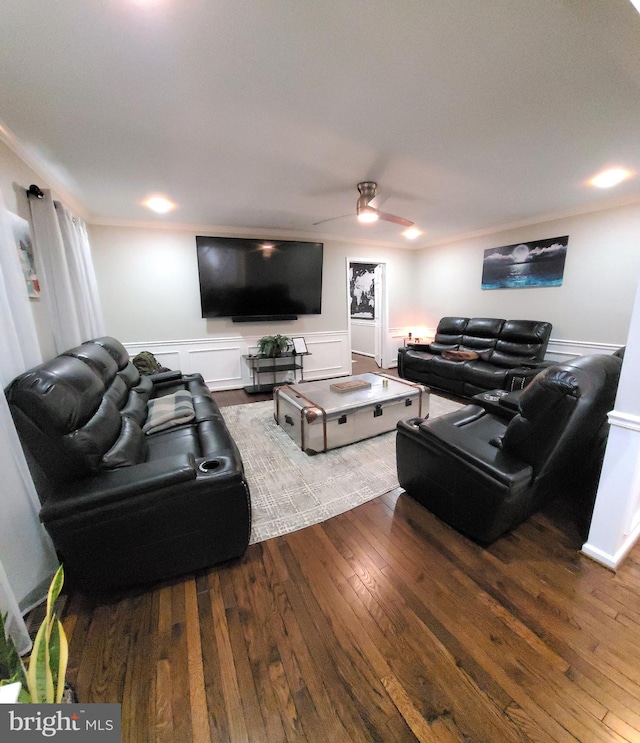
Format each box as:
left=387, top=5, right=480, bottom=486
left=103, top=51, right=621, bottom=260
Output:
left=0, top=193, right=58, bottom=655
left=28, top=190, right=105, bottom=353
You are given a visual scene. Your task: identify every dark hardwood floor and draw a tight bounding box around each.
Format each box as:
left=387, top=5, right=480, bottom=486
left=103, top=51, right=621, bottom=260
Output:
left=60, top=355, right=640, bottom=742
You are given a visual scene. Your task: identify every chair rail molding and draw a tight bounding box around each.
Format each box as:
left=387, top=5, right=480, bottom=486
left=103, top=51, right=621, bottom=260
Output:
left=545, top=338, right=621, bottom=361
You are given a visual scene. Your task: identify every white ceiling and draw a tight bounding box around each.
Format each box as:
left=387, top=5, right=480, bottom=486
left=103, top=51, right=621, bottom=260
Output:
left=1, top=0, right=639, bottom=247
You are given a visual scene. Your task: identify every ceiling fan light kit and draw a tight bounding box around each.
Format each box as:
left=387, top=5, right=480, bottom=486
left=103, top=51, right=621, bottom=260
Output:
left=313, top=181, right=419, bottom=237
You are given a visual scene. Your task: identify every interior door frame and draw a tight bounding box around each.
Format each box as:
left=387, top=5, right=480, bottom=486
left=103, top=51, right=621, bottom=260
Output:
left=346, top=258, right=388, bottom=369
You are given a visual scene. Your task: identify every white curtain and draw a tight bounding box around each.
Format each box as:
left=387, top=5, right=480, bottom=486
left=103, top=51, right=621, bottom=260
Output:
left=28, top=191, right=105, bottom=352
left=0, top=194, right=59, bottom=655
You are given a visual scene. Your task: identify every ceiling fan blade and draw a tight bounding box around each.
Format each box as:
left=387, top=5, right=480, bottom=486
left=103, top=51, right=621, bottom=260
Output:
left=312, top=213, right=352, bottom=226
left=372, top=209, right=414, bottom=228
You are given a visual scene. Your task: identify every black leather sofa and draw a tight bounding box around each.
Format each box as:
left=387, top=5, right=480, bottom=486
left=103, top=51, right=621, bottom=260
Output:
left=398, top=317, right=552, bottom=397
left=396, top=353, right=621, bottom=544
left=5, top=336, right=251, bottom=592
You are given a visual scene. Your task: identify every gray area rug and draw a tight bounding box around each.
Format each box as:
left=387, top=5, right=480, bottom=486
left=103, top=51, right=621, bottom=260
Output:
left=222, top=394, right=462, bottom=544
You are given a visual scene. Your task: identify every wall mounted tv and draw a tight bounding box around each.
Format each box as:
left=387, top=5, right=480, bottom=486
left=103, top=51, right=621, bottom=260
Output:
left=196, top=236, right=323, bottom=321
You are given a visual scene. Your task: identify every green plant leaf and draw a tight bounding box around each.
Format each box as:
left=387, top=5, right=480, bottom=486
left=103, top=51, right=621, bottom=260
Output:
left=0, top=613, right=27, bottom=689
left=46, top=565, right=64, bottom=616
left=27, top=618, right=54, bottom=703
left=54, top=619, right=68, bottom=703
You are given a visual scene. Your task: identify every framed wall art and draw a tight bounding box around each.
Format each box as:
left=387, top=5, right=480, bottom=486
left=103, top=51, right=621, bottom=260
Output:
left=349, top=262, right=376, bottom=319
left=481, top=235, right=568, bottom=290
left=10, top=212, right=40, bottom=298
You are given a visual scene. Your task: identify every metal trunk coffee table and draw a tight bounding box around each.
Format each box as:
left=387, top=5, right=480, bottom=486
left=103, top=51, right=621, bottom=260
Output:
left=274, top=373, right=429, bottom=454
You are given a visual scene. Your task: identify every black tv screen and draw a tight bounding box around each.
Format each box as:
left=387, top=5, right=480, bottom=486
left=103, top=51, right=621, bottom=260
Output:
left=196, top=236, right=323, bottom=320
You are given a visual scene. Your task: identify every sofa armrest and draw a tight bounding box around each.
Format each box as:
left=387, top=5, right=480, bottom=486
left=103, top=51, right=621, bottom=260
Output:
left=40, top=453, right=197, bottom=521
left=504, top=361, right=554, bottom=391
left=405, top=342, right=432, bottom=352
left=149, top=369, right=182, bottom=387
left=399, top=417, right=532, bottom=487
left=473, top=389, right=522, bottom=420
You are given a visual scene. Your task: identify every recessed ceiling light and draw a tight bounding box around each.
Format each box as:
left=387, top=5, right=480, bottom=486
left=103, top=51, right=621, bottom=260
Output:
left=589, top=168, right=633, bottom=189
left=144, top=195, right=175, bottom=213
left=403, top=228, right=422, bottom=240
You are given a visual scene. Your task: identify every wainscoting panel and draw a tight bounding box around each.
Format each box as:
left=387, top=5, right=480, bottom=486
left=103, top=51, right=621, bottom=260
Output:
left=545, top=338, right=621, bottom=362
left=123, top=331, right=351, bottom=391
left=305, top=334, right=351, bottom=378
left=351, top=319, right=376, bottom=357
left=186, top=345, right=244, bottom=387
left=123, top=332, right=621, bottom=390
left=147, top=350, right=181, bottom=371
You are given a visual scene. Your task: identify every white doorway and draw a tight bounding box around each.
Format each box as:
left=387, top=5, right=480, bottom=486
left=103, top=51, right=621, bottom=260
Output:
left=347, top=259, right=388, bottom=370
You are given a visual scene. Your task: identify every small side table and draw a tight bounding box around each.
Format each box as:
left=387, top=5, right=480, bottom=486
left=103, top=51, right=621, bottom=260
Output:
left=242, top=352, right=310, bottom=394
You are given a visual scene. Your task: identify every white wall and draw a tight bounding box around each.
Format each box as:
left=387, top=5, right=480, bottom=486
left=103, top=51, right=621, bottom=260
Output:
left=414, top=204, right=640, bottom=347
left=89, top=225, right=418, bottom=342
left=88, top=225, right=417, bottom=379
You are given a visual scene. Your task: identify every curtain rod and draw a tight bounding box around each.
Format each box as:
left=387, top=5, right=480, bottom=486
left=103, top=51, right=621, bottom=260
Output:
left=26, top=184, right=44, bottom=199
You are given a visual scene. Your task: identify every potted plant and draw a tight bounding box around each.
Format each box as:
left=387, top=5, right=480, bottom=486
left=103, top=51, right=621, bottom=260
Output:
left=257, top=334, right=292, bottom=357
left=0, top=565, right=69, bottom=703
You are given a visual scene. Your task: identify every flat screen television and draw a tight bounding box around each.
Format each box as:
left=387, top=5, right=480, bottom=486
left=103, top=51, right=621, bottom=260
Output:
left=196, top=236, right=323, bottom=321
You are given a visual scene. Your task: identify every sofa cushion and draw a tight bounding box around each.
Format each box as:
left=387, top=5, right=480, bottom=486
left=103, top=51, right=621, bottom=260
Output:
left=118, top=361, right=142, bottom=389
left=146, top=426, right=202, bottom=460
left=431, top=355, right=470, bottom=380
left=120, top=390, right=150, bottom=425
left=101, top=416, right=148, bottom=469
left=490, top=319, right=552, bottom=366
left=7, top=356, right=106, bottom=435
left=104, top=375, right=129, bottom=410
left=460, top=317, right=504, bottom=353
left=429, top=316, right=469, bottom=353
left=460, top=359, right=510, bottom=388
left=87, top=337, right=130, bottom=371
left=63, top=343, right=118, bottom=387
left=64, top=398, right=124, bottom=472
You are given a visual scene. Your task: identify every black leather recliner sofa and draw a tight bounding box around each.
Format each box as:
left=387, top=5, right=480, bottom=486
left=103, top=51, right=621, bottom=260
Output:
left=5, top=337, right=251, bottom=592
left=398, top=317, right=552, bottom=397
left=396, top=353, right=621, bottom=544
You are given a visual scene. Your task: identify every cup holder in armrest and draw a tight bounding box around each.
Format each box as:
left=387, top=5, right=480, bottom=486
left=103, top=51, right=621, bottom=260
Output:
left=198, top=459, right=222, bottom=474
left=405, top=417, right=426, bottom=428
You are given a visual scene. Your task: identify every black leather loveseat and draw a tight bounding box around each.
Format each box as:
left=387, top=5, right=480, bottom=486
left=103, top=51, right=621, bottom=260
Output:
left=396, top=353, right=621, bottom=544
left=5, top=337, right=251, bottom=592
left=398, top=317, right=552, bottom=397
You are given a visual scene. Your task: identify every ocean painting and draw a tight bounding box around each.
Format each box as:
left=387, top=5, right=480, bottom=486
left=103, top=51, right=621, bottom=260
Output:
left=481, top=236, right=568, bottom=290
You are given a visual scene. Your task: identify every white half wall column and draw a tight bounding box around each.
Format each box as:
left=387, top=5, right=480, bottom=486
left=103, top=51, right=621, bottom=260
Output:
left=582, top=278, right=640, bottom=569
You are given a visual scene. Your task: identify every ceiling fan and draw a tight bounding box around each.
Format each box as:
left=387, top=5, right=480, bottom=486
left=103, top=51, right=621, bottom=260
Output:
left=313, top=181, right=414, bottom=228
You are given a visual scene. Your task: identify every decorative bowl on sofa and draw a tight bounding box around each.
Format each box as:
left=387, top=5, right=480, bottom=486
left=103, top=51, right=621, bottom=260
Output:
left=5, top=337, right=251, bottom=592
left=398, top=317, right=552, bottom=397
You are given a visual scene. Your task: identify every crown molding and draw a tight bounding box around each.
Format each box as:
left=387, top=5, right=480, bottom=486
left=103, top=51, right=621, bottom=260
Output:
left=87, top=217, right=412, bottom=250
left=421, top=193, right=640, bottom=249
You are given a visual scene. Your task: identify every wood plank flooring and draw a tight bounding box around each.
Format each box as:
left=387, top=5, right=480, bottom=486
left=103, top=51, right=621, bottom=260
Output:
left=60, top=356, right=640, bottom=742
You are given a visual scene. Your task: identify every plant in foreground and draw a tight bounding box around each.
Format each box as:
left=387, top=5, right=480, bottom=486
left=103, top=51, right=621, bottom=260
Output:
left=0, top=565, right=68, bottom=703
